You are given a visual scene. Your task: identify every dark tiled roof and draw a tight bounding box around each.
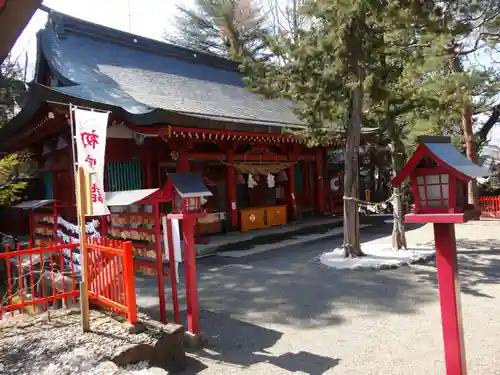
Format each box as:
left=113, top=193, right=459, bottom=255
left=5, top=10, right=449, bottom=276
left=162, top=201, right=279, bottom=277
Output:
left=38, top=10, right=303, bottom=128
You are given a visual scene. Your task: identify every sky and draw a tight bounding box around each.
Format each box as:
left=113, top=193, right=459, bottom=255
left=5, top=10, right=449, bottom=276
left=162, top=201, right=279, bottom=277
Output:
left=9, top=0, right=500, bottom=146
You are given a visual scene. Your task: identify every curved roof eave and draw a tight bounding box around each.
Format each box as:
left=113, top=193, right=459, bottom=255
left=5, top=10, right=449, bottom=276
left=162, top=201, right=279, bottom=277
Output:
left=39, top=83, right=305, bottom=129
left=0, top=83, right=305, bottom=145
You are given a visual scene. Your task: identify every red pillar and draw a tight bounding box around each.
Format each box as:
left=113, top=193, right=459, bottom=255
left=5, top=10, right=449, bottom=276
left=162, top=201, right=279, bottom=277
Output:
left=177, top=150, right=190, bottom=173
left=304, top=162, right=311, bottom=207
left=287, top=159, right=297, bottom=220
left=183, top=216, right=200, bottom=334
left=226, top=154, right=238, bottom=229
left=434, top=223, right=467, bottom=375
left=29, top=208, right=35, bottom=245
left=315, top=149, right=325, bottom=214
left=154, top=202, right=167, bottom=323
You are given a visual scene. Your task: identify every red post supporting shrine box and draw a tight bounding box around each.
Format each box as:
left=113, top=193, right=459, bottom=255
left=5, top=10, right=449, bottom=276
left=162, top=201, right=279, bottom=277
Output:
left=165, top=173, right=212, bottom=336
left=392, top=136, right=490, bottom=375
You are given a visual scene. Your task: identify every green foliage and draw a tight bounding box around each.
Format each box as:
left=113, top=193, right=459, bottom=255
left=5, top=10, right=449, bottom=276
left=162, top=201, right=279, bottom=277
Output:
left=438, top=1, right=500, bottom=144
left=242, top=1, right=463, bottom=147
left=165, top=0, right=270, bottom=61
left=0, top=154, right=28, bottom=207
left=0, top=56, right=21, bottom=128
left=478, top=160, right=500, bottom=196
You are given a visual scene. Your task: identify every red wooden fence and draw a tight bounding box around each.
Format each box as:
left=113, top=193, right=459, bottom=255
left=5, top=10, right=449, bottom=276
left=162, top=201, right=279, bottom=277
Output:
left=0, top=237, right=137, bottom=324
left=86, top=237, right=137, bottom=324
left=479, top=196, right=500, bottom=219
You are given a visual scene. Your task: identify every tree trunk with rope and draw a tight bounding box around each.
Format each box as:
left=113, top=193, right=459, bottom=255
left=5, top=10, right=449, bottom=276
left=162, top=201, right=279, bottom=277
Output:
left=390, top=138, right=407, bottom=250
left=343, top=85, right=364, bottom=258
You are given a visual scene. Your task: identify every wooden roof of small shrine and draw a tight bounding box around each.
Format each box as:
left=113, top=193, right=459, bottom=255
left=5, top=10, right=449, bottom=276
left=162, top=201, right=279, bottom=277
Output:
left=392, top=136, right=490, bottom=185
left=168, top=173, right=213, bottom=198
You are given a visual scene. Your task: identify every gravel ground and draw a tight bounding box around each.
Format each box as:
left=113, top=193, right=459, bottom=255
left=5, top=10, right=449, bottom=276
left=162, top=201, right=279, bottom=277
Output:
left=136, top=220, right=500, bottom=375
left=0, top=309, right=159, bottom=375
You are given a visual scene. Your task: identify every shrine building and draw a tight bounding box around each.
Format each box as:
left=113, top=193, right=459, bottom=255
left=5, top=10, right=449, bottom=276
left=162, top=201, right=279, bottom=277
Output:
left=0, top=9, right=376, bottom=242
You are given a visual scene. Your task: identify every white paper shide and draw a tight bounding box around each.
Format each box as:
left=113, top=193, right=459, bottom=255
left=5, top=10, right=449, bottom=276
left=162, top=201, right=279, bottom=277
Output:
left=74, top=108, right=110, bottom=216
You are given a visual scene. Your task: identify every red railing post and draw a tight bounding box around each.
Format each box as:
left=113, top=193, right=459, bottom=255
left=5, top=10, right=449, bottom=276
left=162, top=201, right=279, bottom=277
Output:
left=479, top=196, right=500, bottom=218
left=121, top=241, right=137, bottom=324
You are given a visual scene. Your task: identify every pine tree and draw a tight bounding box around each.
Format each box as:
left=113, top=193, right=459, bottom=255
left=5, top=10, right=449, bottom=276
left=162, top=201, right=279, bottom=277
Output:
left=242, top=0, right=475, bottom=254
left=437, top=1, right=500, bottom=204
left=242, top=0, right=407, bottom=257
left=0, top=56, right=21, bottom=127
left=360, top=2, right=450, bottom=249
left=165, top=0, right=270, bottom=61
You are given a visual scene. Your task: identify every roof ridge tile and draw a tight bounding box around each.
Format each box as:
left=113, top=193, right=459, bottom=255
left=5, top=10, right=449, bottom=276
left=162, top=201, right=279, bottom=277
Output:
left=44, top=7, right=240, bottom=72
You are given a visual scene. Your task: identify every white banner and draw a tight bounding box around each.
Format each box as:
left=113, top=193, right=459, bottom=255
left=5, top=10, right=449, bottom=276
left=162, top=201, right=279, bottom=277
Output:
left=162, top=216, right=182, bottom=283
left=74, top=108, right=110, bottom=216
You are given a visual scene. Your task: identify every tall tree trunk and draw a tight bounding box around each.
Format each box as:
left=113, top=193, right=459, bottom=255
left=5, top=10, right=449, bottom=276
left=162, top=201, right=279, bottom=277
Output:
left=343, top=85, right=364, bottom=258
left=450, top=56, right=477, bottom=205
left=463, top=104, right=478, bottom=205
left=391, top=139, right=407, bottom=250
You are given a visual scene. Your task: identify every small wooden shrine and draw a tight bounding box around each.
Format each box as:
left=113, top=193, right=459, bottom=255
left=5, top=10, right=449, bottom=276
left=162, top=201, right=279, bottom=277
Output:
left=392, top=135, right=489, bottom=375
left=392, top=136, right=489, bottom=222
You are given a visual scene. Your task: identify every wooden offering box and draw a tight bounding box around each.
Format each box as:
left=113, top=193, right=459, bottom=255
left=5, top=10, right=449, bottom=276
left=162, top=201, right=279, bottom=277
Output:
left=240, top=205, right=287, bottom=232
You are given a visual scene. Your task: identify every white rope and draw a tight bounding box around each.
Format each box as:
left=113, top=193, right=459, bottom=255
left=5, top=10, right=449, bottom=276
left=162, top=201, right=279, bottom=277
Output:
left=57, top=216, right=100, bottom=235
left=343, top=193, right=402, bottom=209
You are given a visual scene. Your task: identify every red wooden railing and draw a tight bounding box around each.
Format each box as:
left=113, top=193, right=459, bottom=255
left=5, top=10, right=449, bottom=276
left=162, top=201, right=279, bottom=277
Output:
left=86, top=237, right=137, bottom=324
left=0, top=237, right=137, bottom=324
left=479, top=196, right=500, bottom=219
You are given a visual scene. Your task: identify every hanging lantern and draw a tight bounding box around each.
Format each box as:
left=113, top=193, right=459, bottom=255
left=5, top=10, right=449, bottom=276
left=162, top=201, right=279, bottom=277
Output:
left=236, top=173, right=245, bottom=184
left=277, top=170, right=288, bottom=182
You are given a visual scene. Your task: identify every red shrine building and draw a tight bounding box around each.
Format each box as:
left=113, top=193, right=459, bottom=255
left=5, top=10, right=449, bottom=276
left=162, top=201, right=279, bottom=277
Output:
left=1, top=10, right=375, bottom=245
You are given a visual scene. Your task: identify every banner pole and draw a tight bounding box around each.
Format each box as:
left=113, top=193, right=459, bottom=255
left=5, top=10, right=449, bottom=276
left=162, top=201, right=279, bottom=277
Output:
left=76, top=166, right=91, bottom=332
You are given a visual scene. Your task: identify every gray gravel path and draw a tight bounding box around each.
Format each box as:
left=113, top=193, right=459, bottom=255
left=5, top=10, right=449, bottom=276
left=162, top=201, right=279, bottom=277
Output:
left=0, top=310, right=158, bottom=375
left=135, top=220, right=500, bottom=375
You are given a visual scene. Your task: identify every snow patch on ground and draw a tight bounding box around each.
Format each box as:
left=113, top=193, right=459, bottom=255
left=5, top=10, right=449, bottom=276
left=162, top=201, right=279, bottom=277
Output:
left=319, top=244, right=435, bottom=270
left=217, top=224, right=371, bottom=258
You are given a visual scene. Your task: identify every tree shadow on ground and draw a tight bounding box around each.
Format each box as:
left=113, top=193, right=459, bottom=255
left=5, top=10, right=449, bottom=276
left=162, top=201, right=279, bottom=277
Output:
left=136, top=225, right=436, bottom=329
left=411, top=238, right=500, bottom=298
left=140, top=307, right=340, bottom=375
left=135, top=224, right=437, bottom=373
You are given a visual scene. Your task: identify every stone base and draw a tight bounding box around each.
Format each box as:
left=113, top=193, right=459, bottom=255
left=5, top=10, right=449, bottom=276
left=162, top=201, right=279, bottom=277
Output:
left=123, top=321, right=146, bottom=334
left=149, top=323, right=187, bottom=372
left=183, top=331, right=208, bottom=350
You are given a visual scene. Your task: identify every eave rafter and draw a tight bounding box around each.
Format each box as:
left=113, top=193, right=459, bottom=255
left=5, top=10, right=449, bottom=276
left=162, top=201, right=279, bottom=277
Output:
left=130, top=125, right=345, bottom=147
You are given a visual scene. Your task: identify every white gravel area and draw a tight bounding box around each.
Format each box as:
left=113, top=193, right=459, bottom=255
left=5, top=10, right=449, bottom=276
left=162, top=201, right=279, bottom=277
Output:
left=134, top=220, right=500, bottom=375
left=0, top=310, right=160, bottom=375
